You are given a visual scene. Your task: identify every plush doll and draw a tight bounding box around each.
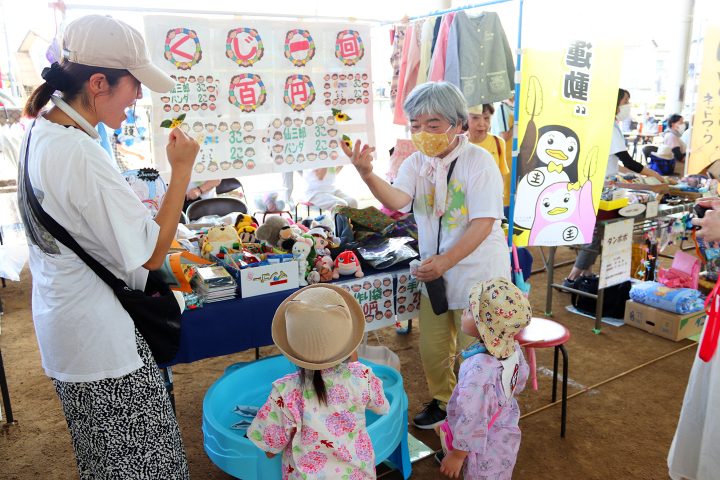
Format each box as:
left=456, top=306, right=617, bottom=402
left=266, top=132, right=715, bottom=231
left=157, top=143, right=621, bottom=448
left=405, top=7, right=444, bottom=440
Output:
left=307, top=227, right=331, bottom=256
left=255, top=216, right=289, bottom=249
left=254, top=192, right=286, bottom=212
left=201, top=225, right=241, bottom=258
left=291, top=235, right=316, bottom=286
left=314, top=255, right=335, bottom=282
left=333, top=250, right=364, bottom=279
left=237, top=225, right=257, bottom=244
left=235, top=213, right=258, bottom=230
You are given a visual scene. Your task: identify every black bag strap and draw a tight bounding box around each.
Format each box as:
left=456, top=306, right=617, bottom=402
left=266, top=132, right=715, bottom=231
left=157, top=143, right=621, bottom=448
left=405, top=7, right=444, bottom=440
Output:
left=22, top=122, right=128, bottom=291
left=436, top=159, right=458, bottom=255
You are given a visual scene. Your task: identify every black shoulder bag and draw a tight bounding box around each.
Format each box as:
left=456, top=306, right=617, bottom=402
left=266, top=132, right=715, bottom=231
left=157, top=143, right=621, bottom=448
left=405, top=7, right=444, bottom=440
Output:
left=22, top=123, right=181, bottom=364
left=424, top=159, right=458, bottom=315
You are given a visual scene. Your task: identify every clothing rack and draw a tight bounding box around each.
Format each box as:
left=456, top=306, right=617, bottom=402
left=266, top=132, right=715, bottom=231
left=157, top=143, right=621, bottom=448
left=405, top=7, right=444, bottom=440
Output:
left=387, top=0, right=525, bottom=249
left=384, top=0, right=516, bottom=24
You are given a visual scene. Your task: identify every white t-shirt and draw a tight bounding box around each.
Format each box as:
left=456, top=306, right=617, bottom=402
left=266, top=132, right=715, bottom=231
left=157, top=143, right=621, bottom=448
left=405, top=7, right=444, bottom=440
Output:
left=393, top=143, right=510, bottom=310
left=304, top=168, right=338, bottom=196
left=605, top=122, right=627, bottom=178
left=20, top=117, right=160, bottom=382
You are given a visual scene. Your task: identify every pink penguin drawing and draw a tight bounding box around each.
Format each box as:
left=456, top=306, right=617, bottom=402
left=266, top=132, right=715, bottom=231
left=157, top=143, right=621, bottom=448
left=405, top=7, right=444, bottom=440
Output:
left=529, top=181, right=595, bottom=246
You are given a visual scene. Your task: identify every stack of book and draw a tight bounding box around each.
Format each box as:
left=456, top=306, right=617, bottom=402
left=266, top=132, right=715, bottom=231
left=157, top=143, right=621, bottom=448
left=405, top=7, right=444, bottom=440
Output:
left=192, top=265, right=237, bottom=303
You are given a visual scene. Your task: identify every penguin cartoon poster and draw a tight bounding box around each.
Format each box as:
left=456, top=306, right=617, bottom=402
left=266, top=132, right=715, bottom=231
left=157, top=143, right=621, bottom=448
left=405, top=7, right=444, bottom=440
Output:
left=511, top=28, right=622, bottom=247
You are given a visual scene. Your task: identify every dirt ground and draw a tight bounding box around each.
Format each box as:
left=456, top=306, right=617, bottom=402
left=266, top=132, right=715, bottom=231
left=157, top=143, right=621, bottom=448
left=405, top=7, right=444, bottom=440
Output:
left=0, top=247, right=694, bottom=479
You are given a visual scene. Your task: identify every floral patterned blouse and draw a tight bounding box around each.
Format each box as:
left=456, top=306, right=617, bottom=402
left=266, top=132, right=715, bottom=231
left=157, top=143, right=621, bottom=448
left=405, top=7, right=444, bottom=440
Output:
left=446, top=343, right=529, bottom=479
left=248, top=361, right=389, bottom=479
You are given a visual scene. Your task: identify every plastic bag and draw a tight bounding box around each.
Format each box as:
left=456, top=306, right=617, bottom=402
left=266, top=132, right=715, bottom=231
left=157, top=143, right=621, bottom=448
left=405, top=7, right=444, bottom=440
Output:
left=357, top=343, right=401, bottom=372
left=356, top=237, right=418, bottom=269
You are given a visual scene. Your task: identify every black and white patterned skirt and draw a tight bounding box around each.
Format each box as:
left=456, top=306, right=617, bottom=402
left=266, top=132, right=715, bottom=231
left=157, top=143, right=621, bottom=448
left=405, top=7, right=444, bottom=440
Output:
left=52, top=330, right=189, bottom=479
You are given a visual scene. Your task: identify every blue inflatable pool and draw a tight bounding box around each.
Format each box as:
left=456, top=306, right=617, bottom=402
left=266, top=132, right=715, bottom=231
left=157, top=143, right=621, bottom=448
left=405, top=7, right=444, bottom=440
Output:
left=203, top=355, right=411, bottom=479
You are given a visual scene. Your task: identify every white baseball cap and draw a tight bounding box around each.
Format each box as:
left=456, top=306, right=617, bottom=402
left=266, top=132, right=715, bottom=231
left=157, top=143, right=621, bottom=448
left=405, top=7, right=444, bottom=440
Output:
left=63, top=15, right=175, bottom=93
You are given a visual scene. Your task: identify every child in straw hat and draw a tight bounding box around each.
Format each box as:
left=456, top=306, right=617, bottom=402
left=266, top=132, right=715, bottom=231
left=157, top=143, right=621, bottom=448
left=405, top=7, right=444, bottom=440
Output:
left=438, top=278, right=531, bottom=479
left=248, top=284, right=389, bottom=478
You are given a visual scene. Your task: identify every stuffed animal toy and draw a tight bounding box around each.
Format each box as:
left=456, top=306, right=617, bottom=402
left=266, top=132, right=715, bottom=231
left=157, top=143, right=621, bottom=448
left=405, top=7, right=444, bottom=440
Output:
left=307, top=227, right=331, bottom=256
left=201, top=225, right=241, bottom=258
left=254, top=192, right=286, bottom=212
left=235, top=213, right=258, bottom=230
left=314, top=255, right=334, bottom=282
left=291, top=235, right=316, bottom=286
left=237, top=225, right=257, bottom=243
left=333, top=250, right=364, bottom=279
left=255, top=216, right=289, bottom=248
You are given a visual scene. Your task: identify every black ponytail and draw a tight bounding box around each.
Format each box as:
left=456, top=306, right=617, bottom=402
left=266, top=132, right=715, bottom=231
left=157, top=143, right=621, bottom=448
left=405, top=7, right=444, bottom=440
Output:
left=299, top=368, right=327, bottom=405
left=24, top=61, right=130, bottom=118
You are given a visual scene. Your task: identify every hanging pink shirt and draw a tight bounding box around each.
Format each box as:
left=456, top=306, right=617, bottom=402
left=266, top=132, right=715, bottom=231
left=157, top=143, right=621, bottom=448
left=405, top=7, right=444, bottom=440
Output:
left=393, top=23, right=413, bottom=125
left=400, top=20, right=425, bottom=109
left=428, top=13, right=456, bottom=82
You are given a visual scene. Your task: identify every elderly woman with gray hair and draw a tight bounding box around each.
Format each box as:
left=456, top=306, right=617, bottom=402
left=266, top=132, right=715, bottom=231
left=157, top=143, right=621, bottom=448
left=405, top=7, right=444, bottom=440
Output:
left=341, top=81, right=510, bottom=429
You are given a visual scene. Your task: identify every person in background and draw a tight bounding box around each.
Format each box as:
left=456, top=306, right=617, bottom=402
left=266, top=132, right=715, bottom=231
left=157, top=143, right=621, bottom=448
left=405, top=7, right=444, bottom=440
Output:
left=668, top=197, right=720, bottom=480
left=248, top=284, right=389, bottom=478
left=303, top=166, right=358, bottom=211
left=664, top=113, right=688, bottom=165
left=184, top=179, right=221, bottom=210
left=467, top=103, right=511, bottom=213
left=18, top=15, right=197, bottom=478
left=564, top=89, right=670, bottom=287
left=490, top=95, right=514, bottom=144
left=438, top=278, right=530, bottom=479
left=342, top=81, right=510, bottom=430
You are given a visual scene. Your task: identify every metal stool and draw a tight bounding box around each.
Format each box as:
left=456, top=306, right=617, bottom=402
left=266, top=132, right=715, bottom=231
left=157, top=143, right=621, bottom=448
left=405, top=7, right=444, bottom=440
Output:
left=516, top=317, right=570, bottom=437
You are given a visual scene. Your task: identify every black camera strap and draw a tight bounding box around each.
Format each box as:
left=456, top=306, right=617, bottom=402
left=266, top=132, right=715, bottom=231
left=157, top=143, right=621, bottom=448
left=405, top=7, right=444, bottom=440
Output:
left=22, top=121, right=128, bottom=292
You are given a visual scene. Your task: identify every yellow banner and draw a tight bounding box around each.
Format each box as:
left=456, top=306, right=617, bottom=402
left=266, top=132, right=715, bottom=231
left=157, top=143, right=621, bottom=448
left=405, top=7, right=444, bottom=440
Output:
left=512, top=39, right=622, bottom=246
left=689, top=25, right=720, bottom=174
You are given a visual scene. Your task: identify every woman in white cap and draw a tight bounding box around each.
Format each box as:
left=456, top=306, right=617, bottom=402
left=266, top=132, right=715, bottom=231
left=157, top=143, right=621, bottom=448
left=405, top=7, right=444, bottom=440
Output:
left=342, top=81, right=511, bottom=431
left=18, top=15, right=197, bottom=478
left=248, top=284, right=389, bottom=478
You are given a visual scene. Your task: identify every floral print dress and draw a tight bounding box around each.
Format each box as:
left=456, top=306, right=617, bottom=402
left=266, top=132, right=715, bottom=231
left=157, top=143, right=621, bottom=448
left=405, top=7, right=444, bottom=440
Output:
left=248, top=362, right=389, bottom=479
left=446, top=344, right=529, bottom=480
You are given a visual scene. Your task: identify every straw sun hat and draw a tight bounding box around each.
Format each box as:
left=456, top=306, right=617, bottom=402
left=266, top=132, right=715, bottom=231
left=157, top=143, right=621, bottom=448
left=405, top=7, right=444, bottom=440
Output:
left=272, top=284, right=365, bottom=370
left=469, top=278, right=532, bottom=359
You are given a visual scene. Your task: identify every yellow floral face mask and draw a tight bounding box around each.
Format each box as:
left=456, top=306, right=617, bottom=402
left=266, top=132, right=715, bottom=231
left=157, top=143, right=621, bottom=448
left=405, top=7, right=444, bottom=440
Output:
left=411, top=126, right=454, bottom=157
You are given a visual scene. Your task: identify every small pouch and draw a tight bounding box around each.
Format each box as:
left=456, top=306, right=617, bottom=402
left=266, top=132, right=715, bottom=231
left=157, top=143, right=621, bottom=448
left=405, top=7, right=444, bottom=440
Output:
left=425, top=276, right=448, bottom=315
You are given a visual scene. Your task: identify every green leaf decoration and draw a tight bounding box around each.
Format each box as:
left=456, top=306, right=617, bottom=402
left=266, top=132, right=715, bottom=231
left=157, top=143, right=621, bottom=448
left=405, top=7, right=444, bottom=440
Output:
left=349, top=405, right=357, bottom=413
left=277, top=383, right=286, bottom=392
left=160, top=120, right=172, bottom=128
left=348, top=432, right=355, bottom=439
left=269, top=411, right=279, bottom=421
left=332, top=108, right=341, bottom=115
left=680, top=318, right=689, bottom=330
left=250, top=430, right=262, bottom=441
left=177, top=113, right=186, bottom=122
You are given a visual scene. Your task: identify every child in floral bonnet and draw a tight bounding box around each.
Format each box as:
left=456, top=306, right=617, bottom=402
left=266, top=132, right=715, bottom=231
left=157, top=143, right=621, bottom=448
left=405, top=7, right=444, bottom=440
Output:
left=438, top=278, right=531, bottom=479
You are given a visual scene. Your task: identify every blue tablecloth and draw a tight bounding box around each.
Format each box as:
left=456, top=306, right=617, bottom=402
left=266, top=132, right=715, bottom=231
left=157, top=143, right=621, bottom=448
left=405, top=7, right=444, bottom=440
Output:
left=164, top=248, right=533, bottom=367
left=165, top=264, right=411, bottom=366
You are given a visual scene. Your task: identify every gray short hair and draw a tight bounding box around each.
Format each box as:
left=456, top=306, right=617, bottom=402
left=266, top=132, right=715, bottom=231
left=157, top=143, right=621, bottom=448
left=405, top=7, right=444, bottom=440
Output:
left=403, top=82, right=468, bottom=127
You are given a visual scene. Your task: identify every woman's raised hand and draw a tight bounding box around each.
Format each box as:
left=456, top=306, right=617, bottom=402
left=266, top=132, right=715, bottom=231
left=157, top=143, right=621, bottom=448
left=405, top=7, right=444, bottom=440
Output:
left=166, top=127, right=199, bottom=177
left=341, top=139, right=376, bottom=178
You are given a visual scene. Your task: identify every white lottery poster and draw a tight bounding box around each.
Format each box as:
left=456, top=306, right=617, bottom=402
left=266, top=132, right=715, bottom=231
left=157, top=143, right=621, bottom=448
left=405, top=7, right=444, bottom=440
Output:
left=144, top=17, right=374, bottom=180
left=395, top=272, right=420, bottom=322
left=337, top=274, right=395, bottom=332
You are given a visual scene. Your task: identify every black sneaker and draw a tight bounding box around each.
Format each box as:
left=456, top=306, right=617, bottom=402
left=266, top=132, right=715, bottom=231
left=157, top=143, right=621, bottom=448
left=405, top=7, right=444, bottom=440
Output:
left=412, top=399, right=447, bottom=429
left=562, top=278, right=577, bottom=289
left=434, top=449, right=445, bottom=465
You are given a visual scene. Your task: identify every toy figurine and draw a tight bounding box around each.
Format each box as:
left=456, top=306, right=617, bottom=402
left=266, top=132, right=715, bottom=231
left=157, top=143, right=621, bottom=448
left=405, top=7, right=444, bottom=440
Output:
left=333, top=250, right=364, bottom=279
